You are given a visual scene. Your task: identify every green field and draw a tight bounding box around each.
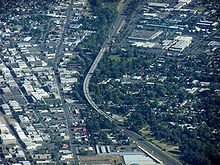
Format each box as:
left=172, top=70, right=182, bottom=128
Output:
left=140, top=127, right=181, bottom=159
left=109, top=55, right=121, bottom=62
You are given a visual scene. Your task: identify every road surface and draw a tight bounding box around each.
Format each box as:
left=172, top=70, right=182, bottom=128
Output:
left=82, top=1, right=182, bottom=165
left=52, top=0, right=79, bottom=164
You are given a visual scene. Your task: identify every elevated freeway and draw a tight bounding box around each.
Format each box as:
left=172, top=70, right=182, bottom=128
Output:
left=82, top=1, right=182, bottom=165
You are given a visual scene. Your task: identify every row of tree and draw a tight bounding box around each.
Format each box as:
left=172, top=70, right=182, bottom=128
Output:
left=89, top=45, right=220, bottom=164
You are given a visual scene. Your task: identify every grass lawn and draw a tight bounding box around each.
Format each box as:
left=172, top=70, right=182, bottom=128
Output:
left=140, top=126, right=181, bottom=159
left=126, top=57, right=138, bottom=62
left=194, top=6, right=206, bottom=12
left=104, top=2, right=118, bottom=14
left=109, top=55, right=121, bottom=62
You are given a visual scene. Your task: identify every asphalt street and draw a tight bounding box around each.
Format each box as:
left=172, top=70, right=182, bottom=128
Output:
left=82, top=1, right=182, bottom=164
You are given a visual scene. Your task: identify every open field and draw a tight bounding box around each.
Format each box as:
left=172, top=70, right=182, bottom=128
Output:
left=140, top=127, right=181, bottom=159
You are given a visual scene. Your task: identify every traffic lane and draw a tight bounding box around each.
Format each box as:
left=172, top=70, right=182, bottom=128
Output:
left=139, top=141, right=181, bottom=165
left=122, top=127, right=182, bottom=165
left=82, top=1, right=181, bottom=164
